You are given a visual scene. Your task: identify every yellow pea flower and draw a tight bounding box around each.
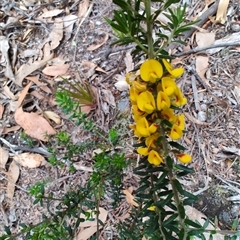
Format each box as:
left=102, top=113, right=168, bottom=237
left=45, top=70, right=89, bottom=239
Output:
left=162, top=59, right=184, bottom=78
left=145, top=133, right=160, bottom=148
left=161, top=108, right=177, bottom=123
left=176, top=114, right=185, bottom=130
left=140, top=59, right=163, bottom=83
left=148, top=150, right=163, bottom=165
left=132, top=105, right=146, bottom=121
left=176, top=153, right=192, bottom=164
left=132, top=80, right=147, bottom=92
left=161, top=77, right=177, bottom=96
left=136, top=117, right=158, bottom=137
left=137, top=91, right=156, bottom=114
left=126, top=72, right=137, bottom=85
left=157, top=91, right=171, bottom=110
left=129, top=86, right=139, bottom=104
left=169, top=124, right=183, bottom=140
left=148, top=206, right=156, bottom=211
left=171, top=87, right=187, bottom=107
left=137, top=147, right=149, bottom=156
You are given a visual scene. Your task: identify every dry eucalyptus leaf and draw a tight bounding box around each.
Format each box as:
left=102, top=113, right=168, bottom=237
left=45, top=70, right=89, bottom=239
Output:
left=195, top=32, right=215, bottom=48
left=73, top=162, right=93, bottom=172
left=195, top=56, right=210, bottom=87
left=215, top=0, right=230, bottom=24
left=49, top=18, right=63, bottom=50
left=26, top=76, right=52, bottom=94
left=74, top=207, right=108, bottom=240
left=42, top=64, right=70, bottom=76
left=123, top=188, right=138, bottom=207
left=40, top=9, right=64, bottom=18
left=63, top=14, right=78, bottom=41
left=3, top=86, right=17, bottom=100
left=233, top=83, right=240, bottom=104
left=18, top=82, right=32, bottom=108
left=15, top=53, right=54, bottom=86
left=0, top=104, right=4, bottom=119
left=14, top=107, right=56, bottom=141
left=101, top=89, right=116, bottom=107
left=114, top=74, right=129, bottom=91
left=7, top=161, right=20, bottom=200
left=2, top=126, right=21, bottom=135
left=87, top=32, right=108, bottom=51
left=44, top=111, right=61, bottom=125
left=0, top=147, right=9, bottom=169
left=124, top=51, right=134, bottom=72
left=78, top=0, right=89, bottom=18
left=0, top=36, right=15, bottom=81
left=13, top=153, right=44, bottom=168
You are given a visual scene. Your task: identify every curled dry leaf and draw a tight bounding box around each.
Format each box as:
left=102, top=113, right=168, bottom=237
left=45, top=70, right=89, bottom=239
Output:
left=14, top=107, right=56, bottom=141
left=7, top=161, right=20, bottom=200
left=123, top=187, right=138, bottom=207
left=87, top=32, right=108, bottom=51
left=114, top=74, right=129, bottom=91
left=49, top=18, right=63, bottom=50
left=101, top=89, right=116, bottom=107
left=44, top=111, right=61, bottom=125
left=195, top=32, right=215, bottom=48
left=0, top=147, right=9, bottom=169
left=15, top=53, right=54, bottom=86
left=42, top=64, right=70, bottom=76
left=26, top=76, right=52, bottom=94
left=0, top=36, right=15, bottom=81
left=2, top=126, right=21, bottom=135
left=195, top=56, right=211, bottom=87
left=63, top=14, right=78, bottom=41
left=40, top=9, right=64, bottom=18
left=215, top=0, right=230, bottom=24
left=18, top=82, right=32, bottom=108
left=74, top=207, right=108, bottom=240
left=0, top=104, right=4, bottom=119
left=13, top=153, right=44, bottom=168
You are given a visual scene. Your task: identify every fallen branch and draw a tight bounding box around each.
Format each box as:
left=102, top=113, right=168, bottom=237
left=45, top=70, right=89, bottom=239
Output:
left=173, top=42, right=240, bottom=57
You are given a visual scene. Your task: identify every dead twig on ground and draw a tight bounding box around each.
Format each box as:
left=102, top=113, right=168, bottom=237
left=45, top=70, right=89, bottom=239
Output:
left=173, top=42, right=240, bottom=57
left=191, top=75, right=200, bottom=111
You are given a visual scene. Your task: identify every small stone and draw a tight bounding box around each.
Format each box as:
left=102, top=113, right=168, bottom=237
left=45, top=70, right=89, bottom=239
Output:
left=198, top=111, right=207, bottom=122
left=95, top=21, right=102, bottom=26
left=231, top=23, right=240, bottom=32
left=201, top=104, right=207, bottom=111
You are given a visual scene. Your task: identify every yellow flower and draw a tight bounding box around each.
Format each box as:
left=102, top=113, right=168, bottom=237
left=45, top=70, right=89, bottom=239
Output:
left=176, top=153, right=192, bottom=164
left=132, top=105, right=146, bottom=121
left=145, top=133, right=160, bottom=148
left=140, top=59, right=163, bottom=83
left=148, top=206, right=156, bottom=211
left=169, top=124, right=183, bottom=140
left=137, top=91, right=156, bottom=114
left=176, top=114, right=185, bottom=130
left=136, top=117, right=158, bottom=137
left=161, top=77, right=177, bottom=96
left=162, top=59, right=184, bottom=78
left=132, top=80, right=147, bottom=92
left=129, top=86, right=139, bottom=104
left=137, top=147, right=149, bottom=156
left=171, top=87, right=187, bottom=107
left=161, top=108, right=177, bottom=123
left=157, top=91, right=170, bottom=110
left=148, top=150, right=163, bottom=165
left=126, top=72, right=137, bottom=85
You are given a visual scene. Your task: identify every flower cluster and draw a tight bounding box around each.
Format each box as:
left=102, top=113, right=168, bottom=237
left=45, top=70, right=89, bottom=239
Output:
left=127, top=59, right=192, bottom=166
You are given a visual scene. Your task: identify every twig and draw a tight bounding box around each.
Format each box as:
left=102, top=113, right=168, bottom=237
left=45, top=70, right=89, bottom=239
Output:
left=173, top=42, right=240, bottom=57
left=191, top=75, right=200, bottom=111
left=0, top=137, right=51, bottom=157
left=183, top=0, right=220, bottom=40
